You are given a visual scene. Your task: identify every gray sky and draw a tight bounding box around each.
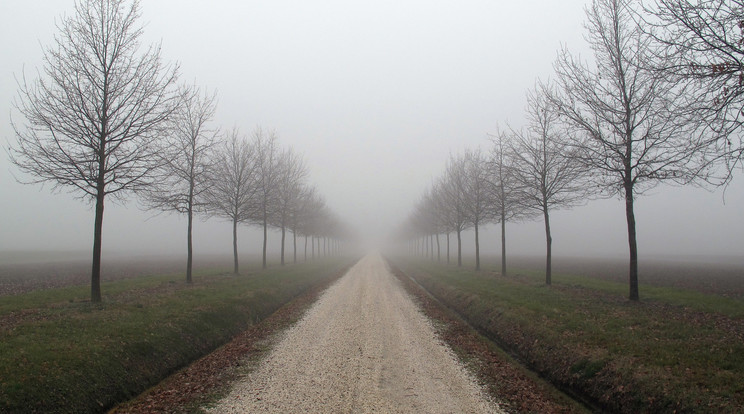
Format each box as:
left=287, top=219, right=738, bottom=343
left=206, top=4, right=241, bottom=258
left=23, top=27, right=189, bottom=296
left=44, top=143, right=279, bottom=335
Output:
left=1, top=0, right=742, bottom=260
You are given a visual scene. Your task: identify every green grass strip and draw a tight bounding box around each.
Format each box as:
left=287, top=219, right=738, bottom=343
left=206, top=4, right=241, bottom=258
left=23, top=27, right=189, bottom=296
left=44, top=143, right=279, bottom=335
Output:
left=0, top=259, right=351, bottom=414
left=400, top=259, right=744, bottom=413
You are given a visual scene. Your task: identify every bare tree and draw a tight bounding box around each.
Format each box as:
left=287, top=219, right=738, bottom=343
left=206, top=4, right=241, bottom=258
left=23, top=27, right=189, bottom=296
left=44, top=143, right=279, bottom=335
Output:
left=421, top=188, right=447, bottom=263
left=409, top=192, right=439, bottom=261
left=9, top=0, right=178, bottom=302
left=142, top=84, right=218, bottom=283
left=486, top=130, right=525, bottom=276
left=462, top=148, right=493, bottom=271
left=441, top=154, right=473, bottom=267
left=644, top=0, right=744, bottom=173
left=203, top=128, right=257, bottom=274
left=273, top=148, right=308, bottom=265
left=509, top=82, right=589, bottom=285
left=290, top=186, right=317, bottom=263
left=295, top=189, right=325, bottom=262
left=252, top=128, right=282, bottom=269
left=430, top=181, right=454, bottom=264
left=550, top=0, right=714, bottom=300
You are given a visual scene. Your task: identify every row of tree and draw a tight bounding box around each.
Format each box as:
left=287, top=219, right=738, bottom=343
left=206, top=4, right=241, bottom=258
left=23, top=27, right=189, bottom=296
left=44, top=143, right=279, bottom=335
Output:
left=144, top=114, right=350, bottom=282
left=8, top=0, right=350, bottom=303
left=398, top=0, right=744, bottom=301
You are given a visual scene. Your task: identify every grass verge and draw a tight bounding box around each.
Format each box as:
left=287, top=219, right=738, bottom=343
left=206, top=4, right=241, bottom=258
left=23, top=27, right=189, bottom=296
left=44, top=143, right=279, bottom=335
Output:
left=0, top=258, right=354, bottom=414
left=395, top=258, right=744, bottom=413
left=386, top=259, right=587, bottom=413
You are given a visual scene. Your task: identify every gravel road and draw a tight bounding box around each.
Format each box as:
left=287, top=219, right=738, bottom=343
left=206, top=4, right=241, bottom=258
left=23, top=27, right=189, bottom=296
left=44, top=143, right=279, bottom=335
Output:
left=207, top=253, right=501, bottom=413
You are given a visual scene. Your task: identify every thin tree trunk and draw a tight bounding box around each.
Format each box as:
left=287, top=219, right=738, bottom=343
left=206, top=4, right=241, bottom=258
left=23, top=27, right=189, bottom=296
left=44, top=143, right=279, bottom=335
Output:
left=474, top=220, right=480, bottom=271
left=293, top=230, right=297, bottom=264
left=430, top=235, right=434, bottom=260
left=625, top=181, right=639, bottom=301
left=446, top=232, right=450, bottom=265
left=91, top=189, right=104, bottom=303
left=544, top=204, right=552, bottom=285
left=186, top=205, right=193, bottom=283
left=304, top=235, right=308, bottom=262
left=262, top=210, right=268, bottom=269
left=457, top=228, right=462, bottom=267
left=232, top=217, right=239, bottom=274
left=186, top=160, right=195, bottom=283
left=436, top=233, right=440, bottom=263
left=501, top=212, right=507, bottom=276
left=280, top=224, right=286, bottom=266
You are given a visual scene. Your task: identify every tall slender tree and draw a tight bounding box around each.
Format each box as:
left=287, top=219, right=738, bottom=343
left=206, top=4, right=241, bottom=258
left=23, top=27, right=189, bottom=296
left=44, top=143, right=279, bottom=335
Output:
left=203, top=128, right=257, bottom=274
left=142, top=84, right=219, bottom=283
left=252, top=128, right=282, bottom=269
left=462, top=148, right=493, bottom=271
left=509, top=82, right=589, bottom=285
left=273, top=148, right=308, bottom=266
left=550, top=0, right=715, bottom=300
left=486, top=131, right=524, bottom=276
left=441, top=154, right=472, bottom=267
left=9, top=0, right=179, bottom=302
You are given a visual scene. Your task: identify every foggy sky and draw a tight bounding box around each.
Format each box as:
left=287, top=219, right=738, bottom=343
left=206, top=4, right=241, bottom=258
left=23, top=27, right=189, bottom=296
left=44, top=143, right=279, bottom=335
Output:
left=1, top=0, right=742, bottom=261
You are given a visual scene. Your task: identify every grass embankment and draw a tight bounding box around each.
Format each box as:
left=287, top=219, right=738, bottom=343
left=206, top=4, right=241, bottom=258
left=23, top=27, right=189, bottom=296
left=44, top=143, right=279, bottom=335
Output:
left=396, top=259, right=744, bottom=413
left=0, top=259, right=352, bottom=414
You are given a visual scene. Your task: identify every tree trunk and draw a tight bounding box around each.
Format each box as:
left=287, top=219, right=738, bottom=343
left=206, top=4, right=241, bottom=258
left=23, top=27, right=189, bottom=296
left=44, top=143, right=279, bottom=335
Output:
left=446, top=232, right=450, bottom=265
left=436, top=233, right=440, bottom=263
left=304, top=235, right=308, bottom=262
left=474, top=220, right=480, bottom=271
left=91, top=188, right=105, bottom=303
left=280, top=224, right=286, bottom=266
left=501, top=215, right=507, bottom=276
left=262, top=210, right=268, bottom=269
left=186, top=205, right=193, bottom=283
left=457, top=228, right=462, bottom=267
left=625, top=181, right=639, bottom=301
left=543, top=205, right=552, bottom=285
left=293, top=231, right=297, bottom=264
left=312, top=237, right=315, bottom=259
left=186, top=159, right=195, bottom=284
left=232, top=217, right=239, bottom=274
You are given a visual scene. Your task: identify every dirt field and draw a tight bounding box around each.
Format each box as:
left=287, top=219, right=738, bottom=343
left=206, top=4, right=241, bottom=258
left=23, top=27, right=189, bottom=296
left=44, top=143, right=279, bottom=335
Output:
left=478, top=254, right=744, bottom=297
left=4, top=250, right=741, bottom=298
left=0, top=253, right=241, bottom=296
left=207, top=253, right=501, bottom=413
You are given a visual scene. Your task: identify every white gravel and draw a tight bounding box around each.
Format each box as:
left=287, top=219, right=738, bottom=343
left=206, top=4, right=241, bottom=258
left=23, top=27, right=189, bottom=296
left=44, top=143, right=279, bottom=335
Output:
left=206, top=253, right=502, bottom=413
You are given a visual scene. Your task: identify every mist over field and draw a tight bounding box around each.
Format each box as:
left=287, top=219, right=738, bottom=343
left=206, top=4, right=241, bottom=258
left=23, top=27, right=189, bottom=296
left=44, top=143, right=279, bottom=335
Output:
left=4, top=2, right=744, bottom=412
left=1, top=0, right=743, bottom=264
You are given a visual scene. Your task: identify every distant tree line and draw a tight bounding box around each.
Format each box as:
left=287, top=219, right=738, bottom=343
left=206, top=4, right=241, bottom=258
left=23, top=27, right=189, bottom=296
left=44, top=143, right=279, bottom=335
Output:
left=8, top=0, right=352, bottom=303
left=396, top=0, right=743, bottom=301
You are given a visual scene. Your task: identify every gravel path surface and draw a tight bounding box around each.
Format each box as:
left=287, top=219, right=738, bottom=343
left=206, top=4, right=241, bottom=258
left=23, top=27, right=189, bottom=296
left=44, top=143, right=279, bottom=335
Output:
left=207, top=253, right=501, bottom=413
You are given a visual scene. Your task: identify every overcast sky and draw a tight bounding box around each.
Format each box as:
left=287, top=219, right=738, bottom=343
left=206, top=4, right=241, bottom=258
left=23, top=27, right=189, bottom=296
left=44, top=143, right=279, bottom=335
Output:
left=1, top=0, right=742, bottom=262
